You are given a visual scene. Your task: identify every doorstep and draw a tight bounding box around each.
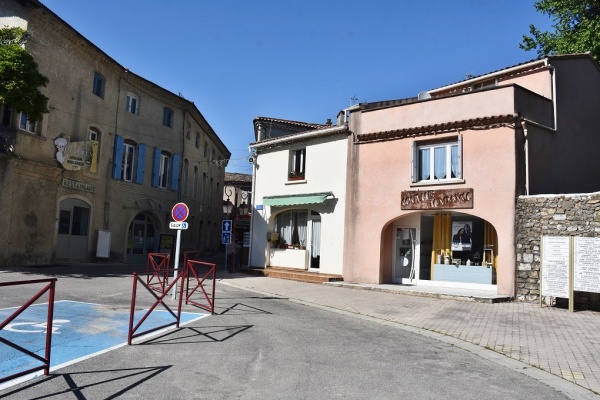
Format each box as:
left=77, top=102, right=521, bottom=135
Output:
left=236, top=266, right=343, bottom=284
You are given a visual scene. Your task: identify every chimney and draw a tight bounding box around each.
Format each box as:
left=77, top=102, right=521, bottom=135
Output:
left=326, top=119, right=332, bottom=126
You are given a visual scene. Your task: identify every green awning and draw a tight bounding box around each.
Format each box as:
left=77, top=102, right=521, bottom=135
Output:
left=262, top=192, right=333, bottom=207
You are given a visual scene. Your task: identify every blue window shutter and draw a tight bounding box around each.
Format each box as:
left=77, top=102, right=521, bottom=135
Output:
left=135, top=143, right=146, bottom=184
left=112, top=135, right=124, bottom=179
left=171, top=153, right=181, bottom=191
left=152, top=147, right=161, bottom=187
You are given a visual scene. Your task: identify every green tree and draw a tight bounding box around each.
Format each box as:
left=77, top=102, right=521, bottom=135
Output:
left=520, top=0, right=600, bottom=60
left=0, top=27, right=48, bottom=122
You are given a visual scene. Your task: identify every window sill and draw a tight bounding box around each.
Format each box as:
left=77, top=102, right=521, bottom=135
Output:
left=285, top=179, right=307, bottom=185
left=410, top=179, right=465, bottom=188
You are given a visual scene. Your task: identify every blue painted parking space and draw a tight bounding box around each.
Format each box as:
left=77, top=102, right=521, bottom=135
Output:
left=0, top=300, right=207, bottom=383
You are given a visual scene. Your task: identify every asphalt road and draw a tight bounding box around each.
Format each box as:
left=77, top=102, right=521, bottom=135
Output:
left=0, top=265, right=570, bottom=399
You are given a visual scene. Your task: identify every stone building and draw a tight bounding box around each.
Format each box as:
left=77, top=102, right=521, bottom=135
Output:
left=0, top=0, right=230, bottom=266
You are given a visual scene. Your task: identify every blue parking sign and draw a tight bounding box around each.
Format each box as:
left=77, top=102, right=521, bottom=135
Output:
left=221, top=232, right=231, bottom=245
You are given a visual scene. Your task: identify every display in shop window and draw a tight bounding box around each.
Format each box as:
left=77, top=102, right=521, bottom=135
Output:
left=451, top=221, right=472, bottom=251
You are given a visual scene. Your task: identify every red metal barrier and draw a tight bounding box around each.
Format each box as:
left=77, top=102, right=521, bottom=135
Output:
left=0, top=278, right=57, bottom=384
left=146, top=253, right=171, bottom=293
left=128, top=268, right=186, bottom=345
left=184, top=260, right=216, bottom=314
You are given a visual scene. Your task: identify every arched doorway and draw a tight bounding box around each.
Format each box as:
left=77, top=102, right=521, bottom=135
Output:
left=56, top=198, right=90, bottom=259
left=126, top=212, right=158, bottom=263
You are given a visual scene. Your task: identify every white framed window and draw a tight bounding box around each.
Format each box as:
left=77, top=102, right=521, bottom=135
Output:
left=88, top=127, right=101, bottom=142
left=126, top=93, right=140, bottom=115
left=92, top=72, right=105, bottom=98
left=122, top=141, right=136, bottom=182
left=276, top=210, right=308, bottom=246
left=162, top=107, right=173, bottom=127
left=289, top=148, right=306, bottom=180
left=19, top=112, right=37, bottom=134
left=412, top=137, right=462, bottom=183
left=159, top=151, right=171, bottom=189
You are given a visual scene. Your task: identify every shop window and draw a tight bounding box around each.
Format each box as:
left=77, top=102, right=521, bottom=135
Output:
left=412, top=136, right=462, bottom=184
left=288, top=148, right=305, bottom=180
left=276, top=210, right=308, bottom=246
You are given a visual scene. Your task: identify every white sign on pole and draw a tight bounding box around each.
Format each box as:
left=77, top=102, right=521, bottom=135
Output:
left=169, top=221, right=189, bottom=230
left=574, top=237, right=600, bottom=293
left=541, top=236, right=571, bottom=298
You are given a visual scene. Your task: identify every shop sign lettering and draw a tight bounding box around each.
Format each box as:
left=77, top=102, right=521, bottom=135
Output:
left=401, top=188, right=473, bottom=210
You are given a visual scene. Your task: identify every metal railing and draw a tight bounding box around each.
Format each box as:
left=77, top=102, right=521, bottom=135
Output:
left=0, top=278, right=57, bottom=384
left=128, top=269, right=185, bottom=345
left=184, top=261, right=216, bottom=314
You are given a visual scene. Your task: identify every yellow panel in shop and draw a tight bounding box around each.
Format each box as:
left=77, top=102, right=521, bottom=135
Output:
left=431, top=212, right=452, bottom=279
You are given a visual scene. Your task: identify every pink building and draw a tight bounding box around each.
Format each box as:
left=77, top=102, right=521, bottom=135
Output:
left=343, top=54, right=600, bottom=296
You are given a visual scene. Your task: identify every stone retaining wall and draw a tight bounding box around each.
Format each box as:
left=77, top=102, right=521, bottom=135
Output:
left=515, top=192, right=600, bottom=308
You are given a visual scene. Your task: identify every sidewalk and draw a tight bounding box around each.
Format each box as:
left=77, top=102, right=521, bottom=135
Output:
left=219, top=272, right=600, bottom=397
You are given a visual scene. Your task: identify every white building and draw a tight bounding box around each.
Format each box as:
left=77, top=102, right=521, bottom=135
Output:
left=248, top=117, right=349, bottom=276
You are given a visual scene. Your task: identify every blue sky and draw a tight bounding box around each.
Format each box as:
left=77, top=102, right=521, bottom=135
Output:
left=41, top=0, right=553, bottom=174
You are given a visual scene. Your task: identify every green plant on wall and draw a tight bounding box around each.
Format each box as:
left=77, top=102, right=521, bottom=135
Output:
left=0, top=26, right=49, bottom=122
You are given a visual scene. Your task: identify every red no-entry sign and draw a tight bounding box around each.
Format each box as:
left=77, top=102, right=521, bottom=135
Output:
left=171, top=202, right=189, bottom=222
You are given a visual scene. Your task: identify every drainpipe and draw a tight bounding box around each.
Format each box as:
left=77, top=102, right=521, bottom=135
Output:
left=520, top=120, right=530, bottom=196
left=247, top=149, right=258, bottom=268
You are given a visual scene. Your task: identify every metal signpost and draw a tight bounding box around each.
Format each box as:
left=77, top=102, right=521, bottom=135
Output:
left=222, top=219, right=232, bottom=270
left=170, top=202, right=189, bottom=299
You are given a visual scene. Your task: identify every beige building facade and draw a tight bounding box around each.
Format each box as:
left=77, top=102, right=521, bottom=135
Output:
left=343, top=54, right=600, bottom=296
left=0, top=0, right=229, bottom=266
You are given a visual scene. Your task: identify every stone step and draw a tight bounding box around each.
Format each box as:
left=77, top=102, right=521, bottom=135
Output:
left=236, top=266, right=343, bottom=284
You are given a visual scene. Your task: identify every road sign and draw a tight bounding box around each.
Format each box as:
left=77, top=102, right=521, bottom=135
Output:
left=169, top=221, right=188, bottom=230
left=222, top=220, right=232, bottom=232
left=172, top=202, right=189, bottom=222
left=221, top=232, right=231, bottom=245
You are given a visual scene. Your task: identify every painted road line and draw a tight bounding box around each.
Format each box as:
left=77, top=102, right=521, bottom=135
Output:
left=0, top=300, right=207, bottom=390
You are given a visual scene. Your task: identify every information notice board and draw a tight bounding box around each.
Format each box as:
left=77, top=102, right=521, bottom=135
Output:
left=541, top=236, right=570, bottom=299
left=573, top=237, right=600, bottom=294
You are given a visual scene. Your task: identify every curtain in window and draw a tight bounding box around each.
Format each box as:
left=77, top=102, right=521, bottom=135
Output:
left=311, top=219, right=321, bottom=258
left=434, top=147, right=446, bottom=179
left=277, top=212, right=292, bottom=245
left=419, top=148, right=430, bottom=180
left=295, top=212, right=308, bottom=245
left=451, top=144, right=459, bottom=178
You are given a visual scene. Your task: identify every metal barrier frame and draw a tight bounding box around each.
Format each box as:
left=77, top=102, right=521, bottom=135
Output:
left=0, top=278, right=57, bottom=384
left=128, top=268, right=185, bottom=345
left=184, top=260, right=216, bottom=314
left=146, top=253, right=171, bottom=293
